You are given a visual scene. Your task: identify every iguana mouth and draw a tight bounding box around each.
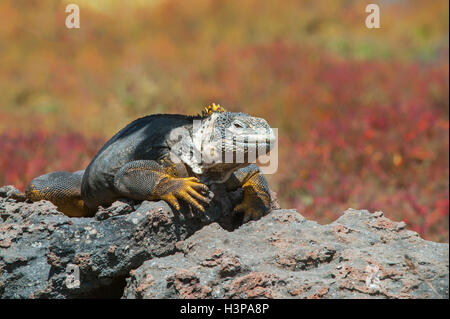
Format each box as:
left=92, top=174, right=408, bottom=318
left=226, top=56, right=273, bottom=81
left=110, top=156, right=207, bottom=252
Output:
left=222, top=135, right=276, bottom=153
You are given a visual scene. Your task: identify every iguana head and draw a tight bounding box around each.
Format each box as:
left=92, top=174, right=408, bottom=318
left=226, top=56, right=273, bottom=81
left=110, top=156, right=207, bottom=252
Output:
left=186, top=104, right=276, bottom=181
left=206, top=111, right=275, bottom=154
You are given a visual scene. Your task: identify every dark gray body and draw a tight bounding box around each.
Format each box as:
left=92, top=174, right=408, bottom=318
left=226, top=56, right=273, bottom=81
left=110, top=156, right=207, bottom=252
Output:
left=81, top=114, right=196, bottom=210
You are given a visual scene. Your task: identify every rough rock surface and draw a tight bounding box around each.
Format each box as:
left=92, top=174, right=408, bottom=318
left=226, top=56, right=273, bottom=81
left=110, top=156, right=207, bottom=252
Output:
left=124, top=209, right=449, bottom=299
left=0, top=185, right=448, bottom=299
left=0, top=184, right=250, bottom=298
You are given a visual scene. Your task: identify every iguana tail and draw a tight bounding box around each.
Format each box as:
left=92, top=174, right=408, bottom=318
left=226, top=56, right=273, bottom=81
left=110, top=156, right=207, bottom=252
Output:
left=16, top=170, right=92, bottom=217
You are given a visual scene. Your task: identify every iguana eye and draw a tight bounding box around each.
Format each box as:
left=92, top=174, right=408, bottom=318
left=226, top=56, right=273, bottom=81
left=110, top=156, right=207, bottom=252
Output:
left=233, top=122, right=243, bottom=129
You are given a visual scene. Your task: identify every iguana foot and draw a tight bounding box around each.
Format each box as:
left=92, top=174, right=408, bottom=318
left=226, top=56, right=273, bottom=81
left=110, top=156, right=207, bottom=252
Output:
left=156, top=176, right=210, bottom=212
left=234, top=191, right=270, bottom=222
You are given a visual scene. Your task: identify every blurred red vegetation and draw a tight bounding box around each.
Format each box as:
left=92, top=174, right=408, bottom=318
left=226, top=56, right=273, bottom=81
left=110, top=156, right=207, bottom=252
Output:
left=0, top=0, right=448, bottom=241
left=0, top=130, right=103, bottom=191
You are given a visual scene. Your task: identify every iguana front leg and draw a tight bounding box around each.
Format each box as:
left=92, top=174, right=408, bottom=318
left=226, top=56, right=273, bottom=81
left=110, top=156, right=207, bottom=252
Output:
left=114, top=160, right=210, bottom=212
left=225, top=164, right=271, bottom=222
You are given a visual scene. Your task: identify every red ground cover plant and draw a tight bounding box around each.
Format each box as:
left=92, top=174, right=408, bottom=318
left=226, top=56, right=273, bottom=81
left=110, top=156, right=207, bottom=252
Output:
left=0, top=130, right=103, bottom=191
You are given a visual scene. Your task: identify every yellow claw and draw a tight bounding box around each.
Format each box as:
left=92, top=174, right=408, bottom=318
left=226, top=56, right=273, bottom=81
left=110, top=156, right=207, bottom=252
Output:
left=179, top=191, right=205, bottom=212
left=157, top=177, right=210, bottom=212
left=234, top=191, right=270, bottom=222
left=162, top=194, right=180, bottom=211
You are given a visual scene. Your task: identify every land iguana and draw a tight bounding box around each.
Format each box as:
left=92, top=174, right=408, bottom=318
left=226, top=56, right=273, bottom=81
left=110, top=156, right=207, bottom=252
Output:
left=15, top=104, right=276, bottom=222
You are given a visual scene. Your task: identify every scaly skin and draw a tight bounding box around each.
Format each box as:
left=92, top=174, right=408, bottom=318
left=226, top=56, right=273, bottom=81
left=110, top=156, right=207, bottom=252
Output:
left=152, top=177, right=209, bottom=212
left=112, top=159, right=209, bottom=212
left=226, top=164, right=271, bottom=222
left=18, top=104, right=276, bottom=221
left=21, top=171, right=90, bottom=217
